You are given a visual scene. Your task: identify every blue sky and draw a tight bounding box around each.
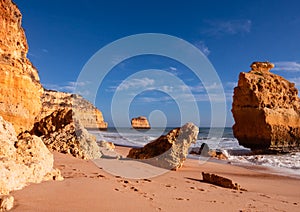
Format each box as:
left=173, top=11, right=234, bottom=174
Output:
left=15, top=0, right=300, bottom=127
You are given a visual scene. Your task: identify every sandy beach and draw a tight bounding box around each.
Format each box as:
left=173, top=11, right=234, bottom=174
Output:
left=11, top=146, right=300, bottom=212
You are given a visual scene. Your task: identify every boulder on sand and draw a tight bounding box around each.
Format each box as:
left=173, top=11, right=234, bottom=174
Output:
left=31, top=109, right=102, bottom=160
left=127, top=123, right=199, bottom=170
left=0, top=116, right=61, bottom=196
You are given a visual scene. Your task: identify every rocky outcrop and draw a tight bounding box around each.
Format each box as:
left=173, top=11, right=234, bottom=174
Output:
left=232, top=62, right=300, bottom=150
left=202, top=172, right=241, bottom=190
left=0, top=116, right=61, bottom=196
left=0, top=0, right=43, bottom=134
left=37, top=90, right=108, bottom=130
left=127, top=123, right=199, bottom=170
left=190, top=143, right=228, bottom=160
left=99, top=140, right=115, bottom=151
left=0, top=195, right=14, bottom=212
left=131, top=116, right=150, bottom=129
left=32, top=109, right=102, bottom=159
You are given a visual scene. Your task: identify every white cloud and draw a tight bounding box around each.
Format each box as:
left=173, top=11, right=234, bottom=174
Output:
left=194, top=41, right=210, bottom=56
left=273, top=61, right=300, bottom=72
left=225, top=81, right=237, bottom=89
left=188, top=82, right=223, bottom=93
left=43, top=81, right=90, bottom=94
left=116, top=77, right=154, bottom=91
left=169, top=67, right=177, bottom=71
left=287, top=77, right=300, bottom=90
left=136, top=96, right=173, bottom=103
left=203, top=19, right=252, bottom=36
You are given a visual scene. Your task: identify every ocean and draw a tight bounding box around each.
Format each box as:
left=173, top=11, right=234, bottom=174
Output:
left=89, top=127, right=300, bottom=177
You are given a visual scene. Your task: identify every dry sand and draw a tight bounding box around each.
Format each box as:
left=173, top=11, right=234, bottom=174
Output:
left=11, top=146, right=300, bottom=211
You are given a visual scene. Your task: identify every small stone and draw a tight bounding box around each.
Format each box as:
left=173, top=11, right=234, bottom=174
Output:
left=0, top=195, right=14, bottom=211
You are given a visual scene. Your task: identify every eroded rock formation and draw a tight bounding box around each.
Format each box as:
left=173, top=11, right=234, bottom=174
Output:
left=0, top=0, right=43, bottom=134
left=202, top=172, right=241, bottom=190
left=37, top=90, right=108, bottom=130
left=131, top=116, right=151, bottom=129
left=0, top=116, right=61, bottom=196
left=190, top=143, right=228, bottom=160
left=232, top=62, right=300, bottom=150
left=32, top=109, right=102, bottom=159
left=0, top=195, right=14, bottom=211
left=127, top=123, right=199, bottom=170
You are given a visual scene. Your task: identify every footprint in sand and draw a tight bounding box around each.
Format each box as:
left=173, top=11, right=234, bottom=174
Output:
left=89, top=174, right=105, bottom=179
left=165, top=184, right=176, bottom=188
left=130, top=186, right=139, bottom=192
left=176, top=197, right=190, bottom=201
left=259, top=194, right=271, bottom=199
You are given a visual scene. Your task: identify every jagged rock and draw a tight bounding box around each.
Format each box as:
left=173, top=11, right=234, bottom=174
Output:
left=190, top=143, right=228, bottom=160
left=202, top=172, right=241, bottom=190
left=232, top=62, right=300, bottom=151
left=208, top=150, right=228, bottom=160
left=37, top=90, right=108, bottom=130
left=127, top=123, right=199, bottom=170
left=32, top=109, right=102, bottom=159
left=0, top=0, right=43, bottom=134
left=131, top=116, right=151, bottom=129
left=0, top=195, right=14, bottom=212
left=99, top=140, right=115, bottom=151
left=0, top=116, right=59, bottom=196
left=190, top=143, right=210, bottom=156
left=43, top=168, right=64, bottom=181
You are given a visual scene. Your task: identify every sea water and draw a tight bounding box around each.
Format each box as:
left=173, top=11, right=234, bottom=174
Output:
left=89, top=127, right=300, bottom=177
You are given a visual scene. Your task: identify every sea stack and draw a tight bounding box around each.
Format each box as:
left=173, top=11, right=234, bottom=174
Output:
left=232, top=62, right=300, bottom=151
left=131, top=116, right=151, bottom=129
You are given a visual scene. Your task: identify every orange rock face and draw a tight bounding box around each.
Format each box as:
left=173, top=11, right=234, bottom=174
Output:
left=232, top=62, right=300, bottom=150
left=37, top=90, right=108, bottom=130
left=0, top=0, right=43, bottom=133
left=131, top=116, right=150, bottom=129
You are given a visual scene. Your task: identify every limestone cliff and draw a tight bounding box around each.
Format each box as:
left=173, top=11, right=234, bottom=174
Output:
left=37, top=90, right=108, bottom=130
left=232, top=62, right=300, bottom=150
left=0, top=0, right=43, bottom=134
left=131, top=116, right=151, bottom=129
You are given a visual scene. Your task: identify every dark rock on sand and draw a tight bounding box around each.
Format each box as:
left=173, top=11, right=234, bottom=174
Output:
left=202, top=172, right=241, bottom=190
left=190, top=143, right=228, bottom=160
